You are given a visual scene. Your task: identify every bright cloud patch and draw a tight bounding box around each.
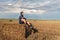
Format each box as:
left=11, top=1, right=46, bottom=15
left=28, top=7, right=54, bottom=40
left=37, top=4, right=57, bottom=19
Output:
left=22, top=9, right=46, bottom=14
left=8, top=3, right=12, bottom=5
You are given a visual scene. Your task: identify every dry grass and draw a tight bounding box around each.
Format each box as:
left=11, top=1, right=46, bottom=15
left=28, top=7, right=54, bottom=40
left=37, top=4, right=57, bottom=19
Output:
left=0, top=19, right=60, bottom=40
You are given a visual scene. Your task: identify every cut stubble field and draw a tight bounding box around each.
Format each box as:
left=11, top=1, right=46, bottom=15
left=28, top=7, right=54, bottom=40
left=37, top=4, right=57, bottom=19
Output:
left=0, top=19, right=60, bottom=40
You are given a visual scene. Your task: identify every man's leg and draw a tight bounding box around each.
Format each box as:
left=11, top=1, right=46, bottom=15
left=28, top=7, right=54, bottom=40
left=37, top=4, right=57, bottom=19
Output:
left=21, top=19, right=27, bottom=24
left=27, top=23, right=38, bottom=33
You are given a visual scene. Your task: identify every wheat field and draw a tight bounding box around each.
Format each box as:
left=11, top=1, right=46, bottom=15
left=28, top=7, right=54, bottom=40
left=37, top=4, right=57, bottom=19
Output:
left=0, top=19, right=60, bottom=40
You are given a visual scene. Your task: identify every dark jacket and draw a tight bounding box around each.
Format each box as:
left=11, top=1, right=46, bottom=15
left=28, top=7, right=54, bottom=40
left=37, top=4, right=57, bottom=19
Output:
left=19, top=15, right=26, bottom=24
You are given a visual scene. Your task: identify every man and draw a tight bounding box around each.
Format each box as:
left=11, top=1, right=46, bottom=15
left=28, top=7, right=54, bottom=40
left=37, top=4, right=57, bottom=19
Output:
left=19, top=11, right=38, bottom=38
left=19, top=11, right=26, bottom=24
left=19, top=11, right=38, bottom=29
left=19, top=11, right=31, bottom=25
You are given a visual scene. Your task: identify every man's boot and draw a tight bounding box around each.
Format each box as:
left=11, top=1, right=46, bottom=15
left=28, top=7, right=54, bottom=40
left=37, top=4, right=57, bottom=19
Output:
left=29, top=23, right=38, bottom=33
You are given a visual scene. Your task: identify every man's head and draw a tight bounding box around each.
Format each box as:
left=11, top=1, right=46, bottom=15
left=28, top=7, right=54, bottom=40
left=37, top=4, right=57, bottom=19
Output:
left=20, top=11, right=24, bottom=17
left=20, top=11, right=23, bottom=15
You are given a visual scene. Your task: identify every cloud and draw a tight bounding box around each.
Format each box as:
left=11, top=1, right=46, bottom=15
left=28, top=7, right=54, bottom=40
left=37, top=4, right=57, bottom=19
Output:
left=21, top=1, right=51, bottom=8
left=8, top=3, right=12, bottom=5
left=0, top=0, right=21, bottom=13
left=0, top=0, right=60, bottom=15
left=20, top=1, right=51, bottom=14
left=40, top=1, right=50, bottom=7
left=0, top=7, right=20, bottom=13
left=21, top=9, right=46, bottom=14
left=0, top=0, right=60, bottom=19
left=0, top=0, right=48, bottom=14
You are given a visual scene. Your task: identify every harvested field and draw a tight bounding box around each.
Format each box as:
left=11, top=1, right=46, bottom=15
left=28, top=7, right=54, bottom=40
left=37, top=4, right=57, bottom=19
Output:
left=0, top=19, right=60, bottom=40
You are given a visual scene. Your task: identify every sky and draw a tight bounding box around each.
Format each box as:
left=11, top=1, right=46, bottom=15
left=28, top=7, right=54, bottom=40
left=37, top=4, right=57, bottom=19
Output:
left=0, top=0, right=60, bottom=20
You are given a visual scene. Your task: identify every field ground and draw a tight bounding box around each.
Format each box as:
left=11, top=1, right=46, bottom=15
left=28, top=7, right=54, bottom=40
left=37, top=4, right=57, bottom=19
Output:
left=0, top=19, right=60, bottom=40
